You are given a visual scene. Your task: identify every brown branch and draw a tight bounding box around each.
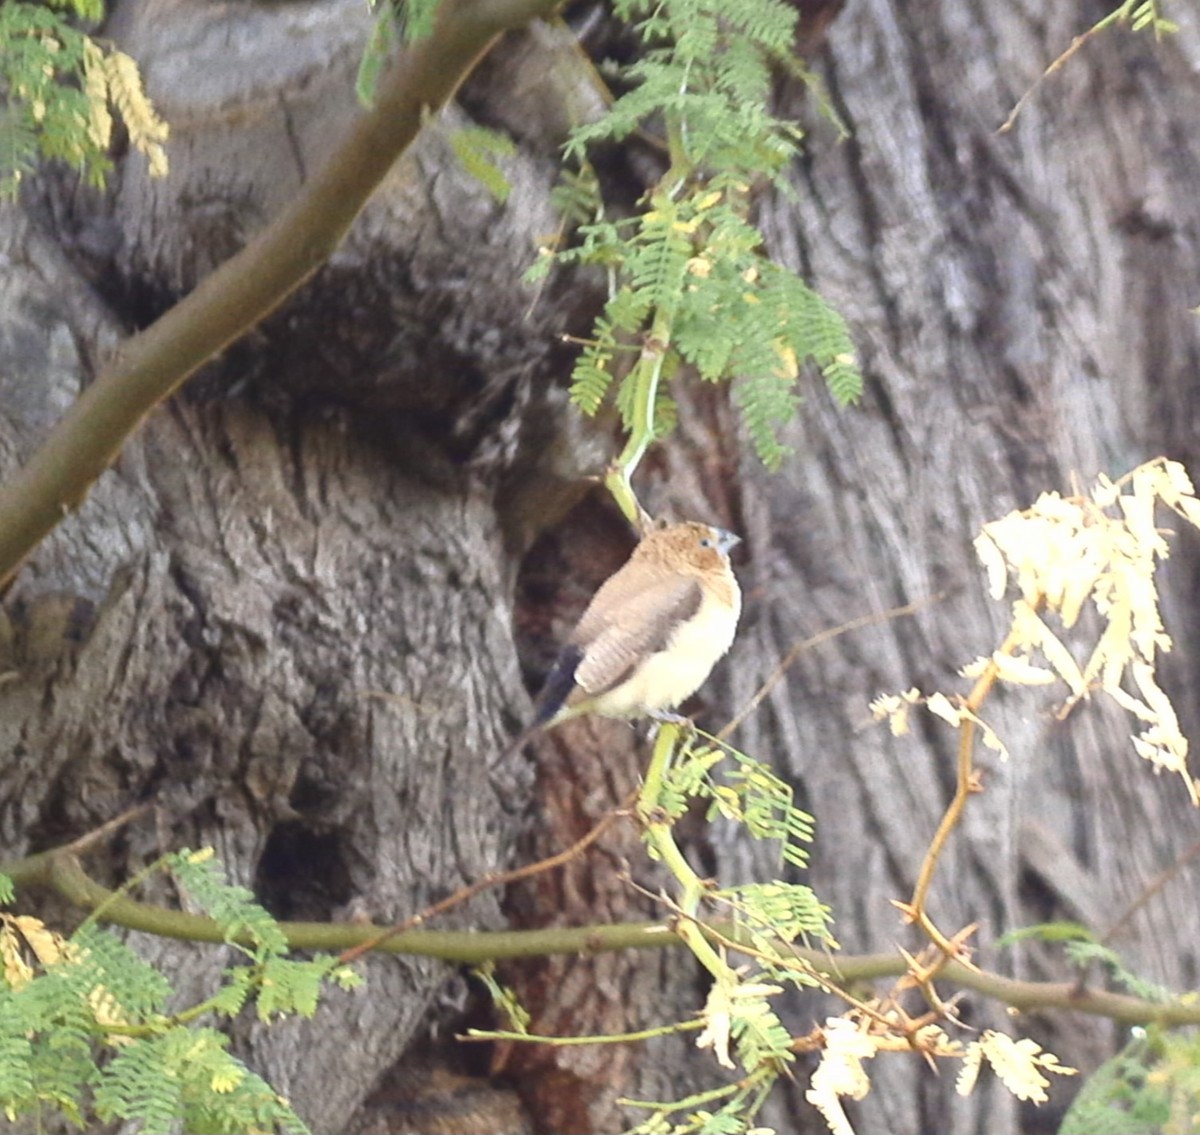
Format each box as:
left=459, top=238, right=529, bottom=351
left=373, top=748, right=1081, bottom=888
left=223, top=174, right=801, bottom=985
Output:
left=1101, top=835, right=1200, bottom=945
left=905, top=622, right=1029, bottom=961
left=62, top=803, right=151, bottom=855
left=719, top=594, right=944, bottom=741
left=338, top=800, right=630, bottom=964
left=0, top=0, right=562, bottom=587
left=998, top=5, right=1128, bottom=136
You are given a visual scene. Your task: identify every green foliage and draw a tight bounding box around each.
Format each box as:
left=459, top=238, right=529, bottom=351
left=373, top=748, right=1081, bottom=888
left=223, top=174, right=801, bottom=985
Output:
left=472, top=961, right=531, bottom=1034
left=254, top=955, right=362, bottom=1022
left=659, top=733, right=819, bottom=874
left=0, top=0, right=168, bottom=197
left=94, top=1028, right=307, bottom=1135
left=999, top=921, right=1176, bottom=1005
left=448, top=124, right=516, bottom=204
left=0, top=851, right=362, bottom=1132
left=355, top=9, right=398, bottom=108
left=568, top=0, right=800, bottom=175
left=475, top=725, right=833, bottom=1134
left=356, top=0, right=440, bottom=105
left=1116, top=0, right=1177, bottom=36
left=44, top=0, right=104, bottom=21
left=387, top=0, right=439, bottom=44
left=170, top=848, right=289, bottom=961
left=1058, top=1031, right=1200, bottom=1135
left=708, top=737, right=817, bottom=870
left=537, top=0, right=862, bottom=469
left=71, top=923, right=173, bottom=1017
left=720, top=880, right=833, bottom=957
left=1063, top=940, right=1175, bottom=1005
left=468, top=731, right=832, bottom=1133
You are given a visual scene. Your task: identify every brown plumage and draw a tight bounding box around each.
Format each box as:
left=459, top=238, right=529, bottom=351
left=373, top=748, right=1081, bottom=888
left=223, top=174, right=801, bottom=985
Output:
left=503, top=521, right=742, bottom=756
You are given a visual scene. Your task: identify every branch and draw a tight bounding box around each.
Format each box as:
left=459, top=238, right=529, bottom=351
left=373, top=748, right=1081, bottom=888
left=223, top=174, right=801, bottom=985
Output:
left=604, top=321, right=669, bottom=528
left=6, top=848, right=1200, bottom=1029
left=635, top=723, right=737, bottom=983
left=719, top=594, right=944, bottom=740
left=337, top=803, right=627, bottom=964
left=0, top=0, right=562, bottom=586
left=9, top=848, right=675, bottom=960
left=904, top=620, right=1029, bottom=959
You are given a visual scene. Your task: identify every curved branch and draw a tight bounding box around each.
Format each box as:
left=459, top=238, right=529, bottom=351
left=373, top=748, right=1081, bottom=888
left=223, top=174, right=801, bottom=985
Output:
left=0, top=0, right=561, bottom=586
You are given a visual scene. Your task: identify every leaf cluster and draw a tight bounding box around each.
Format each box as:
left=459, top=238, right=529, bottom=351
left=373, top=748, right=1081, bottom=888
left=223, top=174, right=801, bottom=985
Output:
left=0, top=0, right=168, bottom=198
left=1060, top=1030, right=1200, bottom=1135
left=0, top=849, right=363, bottom=1133
left=873, top=459, right=1200, bottom=807
left=1112, top=0, right=1177, bottom=36
left=999, top=919, right=1180, bottom=1009
left=660, top=733, right=817, bottom=873
left=973, top=458, right=1200, bottom=802
left=530, top=0, right=862, bottom=470
left=355, top=0, right=440, bottom=105
left=619, top=731, right=836, bottom=1132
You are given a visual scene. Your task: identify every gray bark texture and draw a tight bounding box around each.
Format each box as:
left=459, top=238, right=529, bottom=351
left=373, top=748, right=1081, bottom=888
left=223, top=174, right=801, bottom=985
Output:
left=1, top=1, right=1199, bottom=1133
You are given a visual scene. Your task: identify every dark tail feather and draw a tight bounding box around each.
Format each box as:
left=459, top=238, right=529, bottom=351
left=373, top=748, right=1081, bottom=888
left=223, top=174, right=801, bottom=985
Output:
left=498, top=643, right=585, bottom=763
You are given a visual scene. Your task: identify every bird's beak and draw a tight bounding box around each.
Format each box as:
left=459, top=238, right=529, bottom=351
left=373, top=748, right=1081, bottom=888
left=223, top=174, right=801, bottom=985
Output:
left=715, top=529, right=741, bottom=555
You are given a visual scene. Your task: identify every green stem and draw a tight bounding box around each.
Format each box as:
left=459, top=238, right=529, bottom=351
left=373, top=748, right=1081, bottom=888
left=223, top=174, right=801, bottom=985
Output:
left=621, top=1068, right=771, bottom=1116
left=637, top=723, right=737, bottom=984
left=78, top=851, right=173, bottom=934
left=8, top=848, right=1200, bottom=1028
left=99, top=979, right=257, bottom=1039
left=636, top=721, right=678, bottom=822
left=465, top=1018, right=703, bottom=1046
left=604, top=306, right=672, bottom=527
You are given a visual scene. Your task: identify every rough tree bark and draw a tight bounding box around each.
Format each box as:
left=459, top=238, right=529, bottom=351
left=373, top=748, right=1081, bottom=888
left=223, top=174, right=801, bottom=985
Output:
left=1, top=2, right=1199, bottom=1134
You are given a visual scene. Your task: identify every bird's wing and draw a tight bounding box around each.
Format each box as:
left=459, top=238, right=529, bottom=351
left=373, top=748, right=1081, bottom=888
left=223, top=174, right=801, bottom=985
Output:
left=569, top=575, right=703, bottom=700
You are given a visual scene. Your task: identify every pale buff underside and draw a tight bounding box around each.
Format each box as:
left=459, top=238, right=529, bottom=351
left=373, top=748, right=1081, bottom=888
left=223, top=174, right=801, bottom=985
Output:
left=564, top=584, right=741, bottom=720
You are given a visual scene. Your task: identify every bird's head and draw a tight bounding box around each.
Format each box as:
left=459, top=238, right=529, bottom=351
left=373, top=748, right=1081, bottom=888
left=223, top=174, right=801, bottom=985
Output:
left=635, top=521, right=741, bottom=574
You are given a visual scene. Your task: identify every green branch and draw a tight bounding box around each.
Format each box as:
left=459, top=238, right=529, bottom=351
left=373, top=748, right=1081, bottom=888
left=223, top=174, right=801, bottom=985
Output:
left=604, top=311, right=670, bottom=527
left=637, top=723, right=736, bottom=982
left=0, top=0, right=562, bottom=586
left=5, top=847, right=1200, bottom=1029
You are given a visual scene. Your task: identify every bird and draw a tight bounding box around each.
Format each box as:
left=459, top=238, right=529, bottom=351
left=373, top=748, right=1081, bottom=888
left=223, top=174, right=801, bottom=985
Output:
left=503, top=520, right=742, bottom=757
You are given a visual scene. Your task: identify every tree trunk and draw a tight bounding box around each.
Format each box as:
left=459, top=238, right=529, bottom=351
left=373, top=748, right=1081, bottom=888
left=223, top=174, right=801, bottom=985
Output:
left=727, top=4, right=1200, bottom=1132
left=2, top=2, right=1200, bottom=1134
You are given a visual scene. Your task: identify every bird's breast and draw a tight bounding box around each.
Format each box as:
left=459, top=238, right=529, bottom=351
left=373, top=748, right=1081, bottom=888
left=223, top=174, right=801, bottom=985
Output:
left=588, top=588, right=740, bottom=718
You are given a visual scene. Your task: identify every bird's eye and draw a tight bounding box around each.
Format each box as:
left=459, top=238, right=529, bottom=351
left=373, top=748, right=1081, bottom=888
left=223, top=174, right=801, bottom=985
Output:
left=699, top=536, right=714, bottom=548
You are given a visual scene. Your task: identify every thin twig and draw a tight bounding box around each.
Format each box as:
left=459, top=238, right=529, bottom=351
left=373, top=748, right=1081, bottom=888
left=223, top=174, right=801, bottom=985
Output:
left=1101, top=835, right=1200, bottom=945
left=338, top=800, right=631, bottom=964
left=906, top=622, right=1029, bottom=962
left=719, top=594, right=945, bottom=740
left=61, top=804, right=152, bottom=855
left=999, top=3, right=1144, bottom=134
left=461, top=1018, right=704, bottom=1046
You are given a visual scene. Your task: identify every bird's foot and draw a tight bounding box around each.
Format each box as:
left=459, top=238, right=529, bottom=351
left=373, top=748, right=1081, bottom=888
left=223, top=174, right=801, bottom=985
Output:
left=647, top=712, right=696, bottom=748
